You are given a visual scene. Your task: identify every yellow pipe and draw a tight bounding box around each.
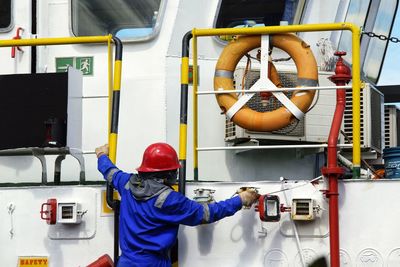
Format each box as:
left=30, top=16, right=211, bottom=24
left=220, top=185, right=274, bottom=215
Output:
left=192, top=23, right=356, bottom=36
left=350, top=25, right=361, bottom=175
left=193, top=36, right=199, bottom=172
left=108, top=35, right=114, bottom=145
left=109, top=59, right=123, bottom=163
left=189, top=22, right=361, bottom=176
left=179, top=56, right=190, bottom=161
left=109, top=133, right=118, bottom=164
left=181, top=57, right=189, bottom=84
left=0, top=36, right=111, bottom=47
left=179, top=124, right=187, bottom=160
left=113, top=60, right=122, bottom=91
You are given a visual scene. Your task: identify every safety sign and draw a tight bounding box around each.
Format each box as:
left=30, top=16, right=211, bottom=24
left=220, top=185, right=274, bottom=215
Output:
left=18, top=256, right=48, bottom=267
left=56, top=56, right=94, bottom=75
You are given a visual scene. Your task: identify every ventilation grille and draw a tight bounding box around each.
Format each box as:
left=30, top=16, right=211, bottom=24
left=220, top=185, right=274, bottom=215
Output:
left=226, top=69, right=305, bottom=139
left=370, top=89, right=383, bottom=151
left=384, top=106, right=391, bottom=148
left=342, top=85, right=383, bottom=152
left=342, top=89, right=364, bottom=145
left=384, top=105, right=400, bottom=148
left=294, top=201, right=310, bottom=215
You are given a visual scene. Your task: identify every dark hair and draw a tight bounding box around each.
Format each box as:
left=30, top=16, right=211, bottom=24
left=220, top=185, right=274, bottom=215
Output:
left=139, top=170, right=177, bottom=180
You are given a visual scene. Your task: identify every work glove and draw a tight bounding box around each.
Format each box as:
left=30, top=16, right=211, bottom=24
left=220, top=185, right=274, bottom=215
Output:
left=238, top=187, right=260, bottom=208
left=95, top=144, right=109, bottom=158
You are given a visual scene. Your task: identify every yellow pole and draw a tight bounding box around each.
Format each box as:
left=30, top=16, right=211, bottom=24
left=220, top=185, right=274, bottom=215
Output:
left=189, top=22, right=361, bottom=177
left=108, top=35, right=114, bottom=146
left=109, top=58, right=122, bottom=163
left=350, top=25, right=361, bottom=177
left=192, top=35, right=199, bottom=180
left=0, top=36, right=111, bottom=47
left=192, top=23, right=356, bottom=36
left=179, top=56, right=189, bottom=162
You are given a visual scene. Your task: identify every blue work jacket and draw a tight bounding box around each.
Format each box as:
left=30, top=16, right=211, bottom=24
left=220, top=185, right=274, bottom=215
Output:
left=98, top=155, right=242, bottom=267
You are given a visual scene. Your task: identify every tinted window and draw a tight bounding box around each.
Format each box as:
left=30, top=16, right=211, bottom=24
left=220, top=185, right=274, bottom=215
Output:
left=0, top=0, right=12, bottom=31
left=363, top=0, right=397, bottom=83
left=338, top=0, right=397, bottom=84
left=338, top=0, right=370, bottom=65
left=214, top=0, right=302, bottom=29
left=71, top=0, right=164, bottom=42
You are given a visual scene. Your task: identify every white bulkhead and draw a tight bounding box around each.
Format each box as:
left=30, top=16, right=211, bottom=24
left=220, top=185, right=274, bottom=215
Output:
left=0, top=0, right=399, bottom=266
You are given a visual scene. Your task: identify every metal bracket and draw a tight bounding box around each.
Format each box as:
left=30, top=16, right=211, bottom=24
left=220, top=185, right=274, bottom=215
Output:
left=69, top=148, right=86, bottom=183
left=54, top=154, right=66, bottom=185
left=32, top=148, right=47, bottom=184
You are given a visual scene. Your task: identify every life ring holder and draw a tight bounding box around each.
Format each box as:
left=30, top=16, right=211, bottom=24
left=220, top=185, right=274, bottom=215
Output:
left=214, top=33, right=319, bottom=132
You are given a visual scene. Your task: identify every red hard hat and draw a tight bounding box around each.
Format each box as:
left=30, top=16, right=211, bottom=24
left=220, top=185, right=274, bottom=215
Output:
left=136, top=143, right=181, bottom=172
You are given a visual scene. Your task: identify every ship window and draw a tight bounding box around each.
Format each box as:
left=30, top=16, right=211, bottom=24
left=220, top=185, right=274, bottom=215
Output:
left=363, top=0, right=398, bottom=83
left=338, top=0, right=370, bottom=64
left=214, top=0, right=305, bottom=42
left=0, top=0, right=12, bottom=32
left=71, top=0, right=165, bottom=42
left=338, top=0, right=397, bottom=84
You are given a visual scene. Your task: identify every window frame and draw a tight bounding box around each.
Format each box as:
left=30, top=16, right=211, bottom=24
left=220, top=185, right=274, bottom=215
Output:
left=336, top=0, right=398, bottom=84
left=212, top=0, right=306, bottom=45
left=363, top=0, right=398, bottom=84
left=69, top=0, right=167, bottom=43
left=0, top=0, right=14, bottom=33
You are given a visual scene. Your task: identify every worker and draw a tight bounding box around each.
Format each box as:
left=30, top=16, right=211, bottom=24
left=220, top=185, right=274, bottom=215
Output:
left=96, top=142, right=260, bottom=267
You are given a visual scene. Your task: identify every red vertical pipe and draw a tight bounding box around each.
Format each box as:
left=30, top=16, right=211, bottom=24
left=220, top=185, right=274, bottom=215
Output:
left=323, top=51, right=351, bottom=267
left=327, top=87, right=345, bottom=267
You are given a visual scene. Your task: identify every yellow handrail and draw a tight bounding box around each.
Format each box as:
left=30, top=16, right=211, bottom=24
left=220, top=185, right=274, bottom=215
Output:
left=0, top=35, right=122, bottom=165
left=187, top=23, right=361, bottom=178
left=0, top=36, right=111, bottom=47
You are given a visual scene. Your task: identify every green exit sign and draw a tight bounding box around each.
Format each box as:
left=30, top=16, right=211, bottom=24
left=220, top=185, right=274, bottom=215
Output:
left=56, top=56, right=94, bottom=75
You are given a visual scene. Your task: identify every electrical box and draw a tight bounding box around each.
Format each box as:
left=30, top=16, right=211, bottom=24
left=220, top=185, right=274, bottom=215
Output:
left=291, top=198, right=315, bottom=221
left=193, top=188, right=215, bottom=203
left=57, top=202, right=83, bottom=224
left=257, top=194, right=281, bottom=222
left=41, top=199, right=85, bottom=225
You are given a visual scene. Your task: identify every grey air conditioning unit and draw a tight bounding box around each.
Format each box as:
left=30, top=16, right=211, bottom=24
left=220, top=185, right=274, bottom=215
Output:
left=226, top=68, right=336, bottom=143
left=226, top=67, right=384, bottom=154
left=384, top=105, right=400, bottom=148
left=340, top=83, right=384, bottom=154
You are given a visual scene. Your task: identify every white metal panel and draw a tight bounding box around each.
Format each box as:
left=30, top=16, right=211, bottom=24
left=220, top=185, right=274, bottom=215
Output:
left=180, top=179, right=400, bottom=267
left=167, top=0, right=221, bottom=59
left=66, top=67, right=83, bottom=150
left=0, top=1, right=32, bottom=74
left=300, top=0, right=342, bottom=58
left=47, top=189, right=97, bottom=239
left=0, top=186, right=114, bottom=267
left=304, top=73, right=336, bottom=142
left=0, top=156, right=43, bottom=182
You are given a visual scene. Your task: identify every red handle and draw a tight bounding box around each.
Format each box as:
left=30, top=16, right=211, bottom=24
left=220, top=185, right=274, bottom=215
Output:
left=40, top=198, right=57, bottom=224
left=40, top=203, right=50, bottom=220
left=11, top=27, right=24, bottom=58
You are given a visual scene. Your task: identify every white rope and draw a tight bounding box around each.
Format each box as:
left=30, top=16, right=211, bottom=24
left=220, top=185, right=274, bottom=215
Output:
left=281, top=178, right=306, bottom=267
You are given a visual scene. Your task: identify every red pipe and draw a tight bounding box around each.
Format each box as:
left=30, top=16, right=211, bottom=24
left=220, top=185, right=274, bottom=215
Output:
left=322, top=51, right=351, bottom=267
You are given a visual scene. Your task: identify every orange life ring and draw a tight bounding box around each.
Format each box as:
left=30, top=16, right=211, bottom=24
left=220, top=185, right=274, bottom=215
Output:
left=214, top=33, right=318, bottom=132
